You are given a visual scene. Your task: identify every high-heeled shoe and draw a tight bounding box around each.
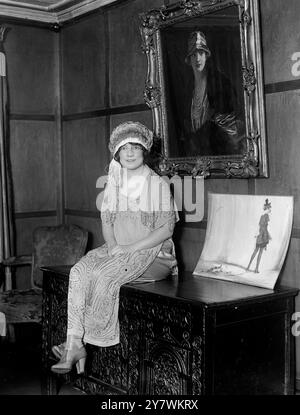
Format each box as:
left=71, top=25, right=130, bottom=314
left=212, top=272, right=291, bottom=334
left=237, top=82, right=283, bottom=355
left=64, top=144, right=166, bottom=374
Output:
left=52, top=342, right=66, bottom=360
left=51, top=345, right=87, bottom=374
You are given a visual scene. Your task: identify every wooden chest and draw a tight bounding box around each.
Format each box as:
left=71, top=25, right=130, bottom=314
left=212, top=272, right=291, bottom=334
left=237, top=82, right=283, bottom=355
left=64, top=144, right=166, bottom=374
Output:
left=41, top=265, right=298, bottom=395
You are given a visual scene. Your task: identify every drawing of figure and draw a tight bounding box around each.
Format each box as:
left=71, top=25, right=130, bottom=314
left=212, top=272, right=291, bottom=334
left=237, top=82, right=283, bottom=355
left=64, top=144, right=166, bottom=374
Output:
left=247, top=199, right=272, bottom=273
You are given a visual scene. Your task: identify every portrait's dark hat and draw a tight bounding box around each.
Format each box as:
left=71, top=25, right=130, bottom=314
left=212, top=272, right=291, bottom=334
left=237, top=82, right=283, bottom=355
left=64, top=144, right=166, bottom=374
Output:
left=185, top=31, right=211, bottom=65
left=263, top=198, right=272, bottom=210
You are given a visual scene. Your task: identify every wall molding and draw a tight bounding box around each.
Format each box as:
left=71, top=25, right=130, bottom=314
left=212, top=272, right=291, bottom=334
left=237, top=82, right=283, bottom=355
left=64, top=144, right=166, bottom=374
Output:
left=10, top=113, right=55, bottom=121
left=0, top=4, right=56, bottom=24
left=61, top=210, right=300, bottom=239
left=65, top=209, right=100, bottom=218
left=0, top=0, right=119, bottom=24
left=15, top=210, right=57, bottom=219
left=62, top=104, right=149, bottom=121
left=265, top=79, right=300, bottom=95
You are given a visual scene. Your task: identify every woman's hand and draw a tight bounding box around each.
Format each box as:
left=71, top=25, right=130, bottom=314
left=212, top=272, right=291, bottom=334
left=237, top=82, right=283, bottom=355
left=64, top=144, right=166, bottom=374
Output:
left=111, top=244, right=137, bottom=256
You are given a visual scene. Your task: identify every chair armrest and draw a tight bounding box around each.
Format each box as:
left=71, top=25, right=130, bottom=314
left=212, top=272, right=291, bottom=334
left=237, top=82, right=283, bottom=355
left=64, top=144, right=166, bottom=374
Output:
left=2, top=255, right=32, bottom=267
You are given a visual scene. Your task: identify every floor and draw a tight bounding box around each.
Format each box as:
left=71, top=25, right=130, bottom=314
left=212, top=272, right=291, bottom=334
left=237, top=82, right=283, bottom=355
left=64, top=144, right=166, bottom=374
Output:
left=0, top=324, right=85, bottom=395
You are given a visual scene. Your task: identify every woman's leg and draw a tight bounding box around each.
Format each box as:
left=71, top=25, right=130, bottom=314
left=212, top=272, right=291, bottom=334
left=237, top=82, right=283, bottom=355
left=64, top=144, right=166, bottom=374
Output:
left=255, top=247, right=264, bottom=273
left=83, top=248, right=161, bottom=347
left=67, top=258, right=94, bottom=340
left=247, top=246, right=259, bottom=270
left=51, top=248, right=108, bottom=373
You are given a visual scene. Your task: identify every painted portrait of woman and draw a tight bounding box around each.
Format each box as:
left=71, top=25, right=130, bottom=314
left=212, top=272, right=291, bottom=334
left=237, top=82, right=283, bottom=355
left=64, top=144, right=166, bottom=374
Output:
left=161, top=16, right=247, bottom=158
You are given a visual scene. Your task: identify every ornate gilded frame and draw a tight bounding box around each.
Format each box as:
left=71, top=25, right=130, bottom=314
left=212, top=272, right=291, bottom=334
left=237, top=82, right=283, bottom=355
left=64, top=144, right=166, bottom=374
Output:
left=140, top=0, right=268, bottom=178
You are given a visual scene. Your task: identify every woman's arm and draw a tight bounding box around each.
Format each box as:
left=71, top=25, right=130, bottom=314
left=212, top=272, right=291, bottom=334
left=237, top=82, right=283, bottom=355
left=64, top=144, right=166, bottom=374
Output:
left=111, top=221, right=174, bottom=255
left=102, top=222, right=117, bottom=256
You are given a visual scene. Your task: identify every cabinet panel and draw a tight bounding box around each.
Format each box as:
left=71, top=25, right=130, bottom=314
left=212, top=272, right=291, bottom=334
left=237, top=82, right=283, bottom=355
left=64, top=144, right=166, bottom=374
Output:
left=213, top=313, right=287, bottom=394
left=42, top=268, right=297, bottom=396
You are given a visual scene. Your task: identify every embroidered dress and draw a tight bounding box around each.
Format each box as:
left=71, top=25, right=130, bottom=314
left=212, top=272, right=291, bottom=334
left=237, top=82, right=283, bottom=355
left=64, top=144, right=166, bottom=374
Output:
left=67, top=165, right=177, bottom=347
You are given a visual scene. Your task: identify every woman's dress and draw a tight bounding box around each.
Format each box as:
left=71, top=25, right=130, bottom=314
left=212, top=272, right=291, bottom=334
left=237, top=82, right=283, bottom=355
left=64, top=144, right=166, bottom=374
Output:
left=67, top=166, right=177, bottom=347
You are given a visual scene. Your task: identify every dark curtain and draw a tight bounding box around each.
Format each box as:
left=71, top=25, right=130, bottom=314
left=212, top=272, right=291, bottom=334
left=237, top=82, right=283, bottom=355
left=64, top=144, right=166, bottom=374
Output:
left=0, top=26, right=15, bottom=290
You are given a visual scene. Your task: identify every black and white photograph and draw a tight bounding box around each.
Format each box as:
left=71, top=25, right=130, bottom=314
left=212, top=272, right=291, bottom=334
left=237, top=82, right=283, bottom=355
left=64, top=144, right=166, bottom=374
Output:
left=0, top=0, right=300, bottom=404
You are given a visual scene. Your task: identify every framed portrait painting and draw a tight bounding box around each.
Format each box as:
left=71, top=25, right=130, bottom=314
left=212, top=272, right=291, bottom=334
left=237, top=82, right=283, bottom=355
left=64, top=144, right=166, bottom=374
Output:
left=140, top=0, right=268, bottom=178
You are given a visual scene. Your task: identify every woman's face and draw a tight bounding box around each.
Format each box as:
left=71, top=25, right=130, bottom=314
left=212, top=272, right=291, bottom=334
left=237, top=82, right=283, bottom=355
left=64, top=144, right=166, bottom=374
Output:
left=190, top=50, right=207, bottom=73
left=119, top=143, right=144, bottom=171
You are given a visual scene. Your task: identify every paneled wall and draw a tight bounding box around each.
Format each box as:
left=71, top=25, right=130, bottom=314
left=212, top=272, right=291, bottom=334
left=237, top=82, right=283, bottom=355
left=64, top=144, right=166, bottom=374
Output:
left=5, top=24, right=59, bottom=289
left=259, top=0, right=300, bottom=385
left=5, top=0, right=300, bottom=385
left=61, top=0, right=300, bottom=384
left=61, top=0, right=162, bottom=249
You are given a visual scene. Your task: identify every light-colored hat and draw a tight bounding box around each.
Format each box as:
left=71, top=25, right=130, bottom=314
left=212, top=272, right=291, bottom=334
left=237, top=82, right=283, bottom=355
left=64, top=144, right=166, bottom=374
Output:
left=109, top=121, right=153, bottom=156
left=185, top=31, right=211, bottom=65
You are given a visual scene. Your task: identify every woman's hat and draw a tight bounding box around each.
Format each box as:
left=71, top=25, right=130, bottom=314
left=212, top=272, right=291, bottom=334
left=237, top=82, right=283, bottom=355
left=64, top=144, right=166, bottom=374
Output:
left=185, top=31, right=211, bottom=65
left=109, top=121, right=153, bottom=155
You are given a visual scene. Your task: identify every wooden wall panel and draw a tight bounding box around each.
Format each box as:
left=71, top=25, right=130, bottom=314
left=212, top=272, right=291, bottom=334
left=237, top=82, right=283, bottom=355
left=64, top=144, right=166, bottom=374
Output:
left=276, top=237, right=300, bottom=381
left=278, top=237, right=300, bottom=289
left=173, top=227, right=206, bottom=272
left=60, top=0, right=300, bottom=386
left=65, top=215, right=104, bottom=251
left=64, top=117, right=108, bottom=211
left=110, top=109, right=152, bottom=131
left=6, top=25, right=56, bottom=114
left=255, top=92, right=300, bottom=228
left=108, top=0, right=164, bottom=107
left=10, top=120, right=57, bottom=213
left=62, top=14, right=106, bottom=114
left=260, top=0, right=300, bottom=84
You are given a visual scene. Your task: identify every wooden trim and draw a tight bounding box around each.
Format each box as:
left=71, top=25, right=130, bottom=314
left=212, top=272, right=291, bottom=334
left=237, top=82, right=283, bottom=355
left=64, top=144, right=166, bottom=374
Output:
left=0, top=6, right=57, bottom=24
left=104, top=11, right=109, bottom=109
left=0, top=16, right=56, bottom=29
left=0, top=0, right=120, bottom=25
left=247, top=179, right=256, bottom=195
left=10, top=113, right=55, bottom=121
left=179, top=222, right=300, bottom=238
left=57, top=0, right=119, bottom=23
left=58, top=0, right=129, bottom=26
left=265, top=80, right=300, bottom=95
left=104, top=11, right=111, bottom=147
left=14, top=211, right=57, bottom=219
left=62, top=210, right=300, bottom=239
left=62, top=206, right=300, bottom=239
left=65, top=209, right=100, bottom=218
left=55, top=30, right=64, bottom=224
left=62, top=104, right=149, bottom=121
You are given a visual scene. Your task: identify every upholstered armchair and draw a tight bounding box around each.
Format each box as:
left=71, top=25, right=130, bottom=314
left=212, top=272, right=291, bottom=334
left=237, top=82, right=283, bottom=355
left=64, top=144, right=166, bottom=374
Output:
left=0, top=224, right=88, bottom=329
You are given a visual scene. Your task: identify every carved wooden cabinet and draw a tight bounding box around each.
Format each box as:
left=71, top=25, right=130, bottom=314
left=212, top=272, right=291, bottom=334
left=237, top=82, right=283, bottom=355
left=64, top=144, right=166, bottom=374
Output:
left=41, top=266, right=298, bottom=395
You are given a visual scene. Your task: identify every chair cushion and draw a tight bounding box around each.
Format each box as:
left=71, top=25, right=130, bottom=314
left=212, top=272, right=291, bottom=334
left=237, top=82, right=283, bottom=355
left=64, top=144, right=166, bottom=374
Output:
left=0, top=289, right=42, bottom=324
left=32, top=225, right=88, bottom=287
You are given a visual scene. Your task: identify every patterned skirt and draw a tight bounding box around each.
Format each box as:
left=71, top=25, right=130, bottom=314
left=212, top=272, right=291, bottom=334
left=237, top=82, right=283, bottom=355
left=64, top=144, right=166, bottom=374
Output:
left=67, top=243, right=161, bottom=347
